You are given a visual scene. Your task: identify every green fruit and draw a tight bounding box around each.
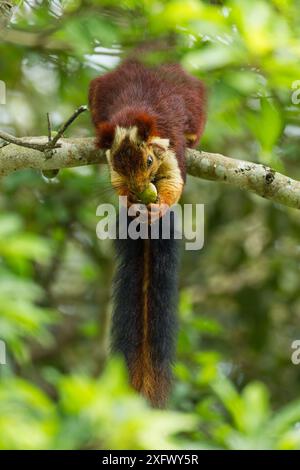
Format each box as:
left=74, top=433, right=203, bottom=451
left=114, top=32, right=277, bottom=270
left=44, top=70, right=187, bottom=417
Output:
left=138, top=182, right=158, bottom=204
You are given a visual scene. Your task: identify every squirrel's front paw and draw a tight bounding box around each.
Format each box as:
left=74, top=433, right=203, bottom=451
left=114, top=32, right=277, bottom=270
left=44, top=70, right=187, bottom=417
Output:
left=147, top=203, right=169, bottom=225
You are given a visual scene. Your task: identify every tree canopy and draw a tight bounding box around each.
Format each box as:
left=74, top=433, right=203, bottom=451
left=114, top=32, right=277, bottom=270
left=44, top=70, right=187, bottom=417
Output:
left=1, top=0, right=300, bottom=450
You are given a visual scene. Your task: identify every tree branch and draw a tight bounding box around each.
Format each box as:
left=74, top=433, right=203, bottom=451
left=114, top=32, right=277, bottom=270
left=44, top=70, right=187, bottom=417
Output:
left=0, top=137, right=105, bottom=175
left=0, top=136, right=299, bottom=210
left=50, top=105, right=88, bottom=147
left=0, top=105, right=87, bottom=152
left=0, top=130, right=59, bottom=152
left=186, top=148, right=300, bottom=210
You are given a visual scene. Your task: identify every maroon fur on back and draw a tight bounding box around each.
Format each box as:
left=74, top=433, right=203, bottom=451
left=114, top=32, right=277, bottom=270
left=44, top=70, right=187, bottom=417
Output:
left=89, top=60, right=207, bottom=180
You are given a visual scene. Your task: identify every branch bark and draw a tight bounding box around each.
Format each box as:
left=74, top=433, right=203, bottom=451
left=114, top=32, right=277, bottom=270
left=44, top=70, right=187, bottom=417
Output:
left=0, top=137, right=299, bottom=209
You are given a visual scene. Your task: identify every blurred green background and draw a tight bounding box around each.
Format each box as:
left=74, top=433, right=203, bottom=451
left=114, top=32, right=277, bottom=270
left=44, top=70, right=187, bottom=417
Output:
left=1, top=0, right=300, bottom=450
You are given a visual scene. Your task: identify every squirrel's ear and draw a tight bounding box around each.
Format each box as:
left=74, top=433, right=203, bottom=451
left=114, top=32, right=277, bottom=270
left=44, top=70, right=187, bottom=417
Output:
left=96, top=122, right=115, bottom=149
left=149, top=136, right=170, bottom=158
left=133, top=113, right=157, bottom=141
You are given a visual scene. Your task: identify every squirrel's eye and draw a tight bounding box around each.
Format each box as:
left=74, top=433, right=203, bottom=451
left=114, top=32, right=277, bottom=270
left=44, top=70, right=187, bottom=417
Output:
left=147, top=155, right=153, bottom=167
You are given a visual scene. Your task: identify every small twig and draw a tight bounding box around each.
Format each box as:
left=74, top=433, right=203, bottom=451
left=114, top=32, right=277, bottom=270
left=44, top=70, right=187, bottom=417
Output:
left=0, top=130, right=56, bottom=151
left=46, top=112, right=52, bottom=143
left=0, top=105, right=88, bottom=153
left=50, top=105, right=88, bottom=147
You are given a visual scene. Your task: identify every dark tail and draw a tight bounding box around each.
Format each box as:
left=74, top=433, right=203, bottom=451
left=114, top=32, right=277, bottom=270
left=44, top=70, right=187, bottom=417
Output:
left=111, top=215, right=179, bottom=407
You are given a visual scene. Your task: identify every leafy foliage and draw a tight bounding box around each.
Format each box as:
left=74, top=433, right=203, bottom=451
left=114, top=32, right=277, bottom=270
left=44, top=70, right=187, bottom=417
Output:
left=1, top=0, right=300, bottom=450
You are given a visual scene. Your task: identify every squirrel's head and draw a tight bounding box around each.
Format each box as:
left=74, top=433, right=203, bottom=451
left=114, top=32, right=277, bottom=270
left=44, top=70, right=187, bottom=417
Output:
left=96, top=113, right=169, bottom=201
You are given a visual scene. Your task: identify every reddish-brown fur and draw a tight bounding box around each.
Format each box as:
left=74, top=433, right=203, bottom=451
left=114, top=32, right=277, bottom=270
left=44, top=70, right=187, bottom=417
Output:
left=89, top=60, right=206, bottom=406
left=89, top=59, right=206, bottom=180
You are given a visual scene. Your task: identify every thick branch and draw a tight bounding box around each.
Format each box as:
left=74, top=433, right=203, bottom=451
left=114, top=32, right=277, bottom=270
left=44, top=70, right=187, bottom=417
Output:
left=186, top=149, right=300, bottom=210
left=0, top=137, right=106, bottom=175
left=0, top=137, right=299, bottom=210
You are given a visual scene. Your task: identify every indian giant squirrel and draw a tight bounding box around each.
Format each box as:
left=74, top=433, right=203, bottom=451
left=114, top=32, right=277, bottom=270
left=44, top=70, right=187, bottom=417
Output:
left=89, top=59, right=206, bottom=407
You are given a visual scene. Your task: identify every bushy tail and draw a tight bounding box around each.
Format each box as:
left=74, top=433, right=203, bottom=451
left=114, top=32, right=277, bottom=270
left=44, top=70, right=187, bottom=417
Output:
left=111, top=216, right=179, bottom=407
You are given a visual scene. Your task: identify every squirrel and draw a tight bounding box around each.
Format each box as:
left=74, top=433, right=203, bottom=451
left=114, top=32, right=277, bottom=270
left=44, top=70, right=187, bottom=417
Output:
left=89, top=59, right=206, bottom=407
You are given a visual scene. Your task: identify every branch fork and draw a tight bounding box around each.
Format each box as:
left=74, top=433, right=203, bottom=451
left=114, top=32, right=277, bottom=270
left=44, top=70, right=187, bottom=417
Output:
left=0, top=105, right=88, bottom=153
